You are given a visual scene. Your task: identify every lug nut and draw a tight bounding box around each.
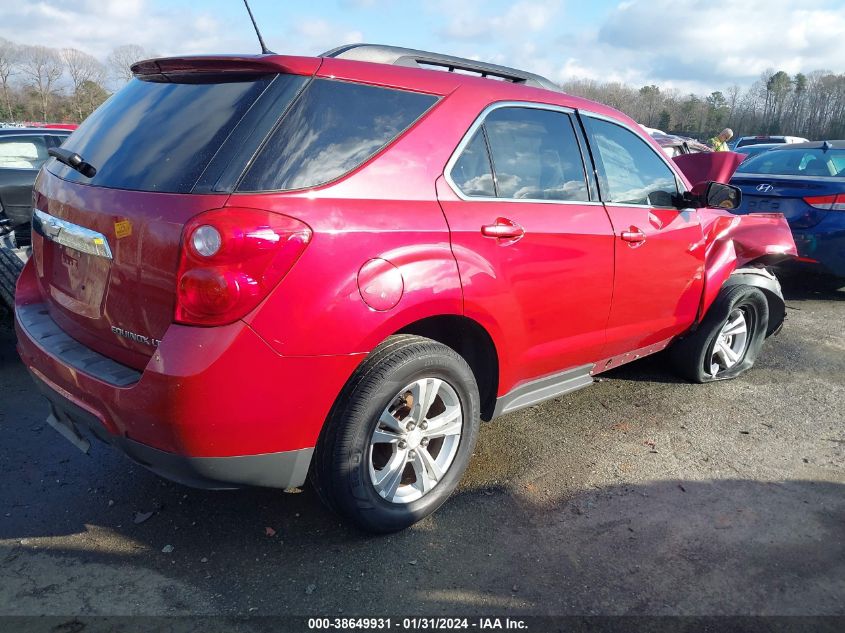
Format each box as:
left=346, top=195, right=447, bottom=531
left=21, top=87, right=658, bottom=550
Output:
left=398, top=440, right=407, bottom=449
left=406, top=422, right=416, bottom=431
left=420, top=421, right=428, bottom=430
left=421, top=438, right=429, bottom=447
left=408, top=450, right=417, bottom=460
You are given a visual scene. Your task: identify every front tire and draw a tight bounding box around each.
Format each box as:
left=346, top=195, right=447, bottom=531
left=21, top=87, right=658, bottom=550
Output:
left=311, top=335, right=480, bottom=533
left=670, top=285, right=769, bottom=383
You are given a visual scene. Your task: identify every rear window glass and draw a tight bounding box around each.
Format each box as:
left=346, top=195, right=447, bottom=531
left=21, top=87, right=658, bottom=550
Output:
left=736, top=149, right=845, bottom=177
left=48, top=73, right=275, bottom=193
left=238, top=79, right=437, bottom=192
left=0, top=135, right=49, bottom=169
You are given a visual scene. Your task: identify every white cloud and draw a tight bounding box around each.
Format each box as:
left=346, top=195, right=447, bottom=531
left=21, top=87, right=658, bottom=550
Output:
left=431, top=0, right=844, bottom=93
left=293, top=19, right=364, bottom=53
left=0, top=0, right=841, bottom=97
left=439, top=0, right=562, bottom=40
left=0, top=1, right=365, bottom=62
left=0, top=0, right=243, bottom=60
left=595, top=0, right=845, bottom=84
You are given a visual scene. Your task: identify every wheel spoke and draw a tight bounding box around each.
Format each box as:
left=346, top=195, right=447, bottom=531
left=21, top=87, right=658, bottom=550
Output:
left=412, top=378, right=442, bottom=422
left=713, top=341, right=730, bottom=366
left=373, top=449, right=408, bottom=500
left=723, top=315, right=747, bottom=336
left=722, top=341, right=741, bottom=364
left=422, top=406, right=462, bottom=437
left=378, top=409, right=404, bottom=434
left=372, top=428, right=402, bottom=444
left=412, top=447, right=443, bottom=492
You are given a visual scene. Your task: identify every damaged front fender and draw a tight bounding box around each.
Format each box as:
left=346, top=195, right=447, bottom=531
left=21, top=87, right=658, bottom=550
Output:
left=697, top=209, right=797, bottom=328
left=671, top=149, right=797, bottom=333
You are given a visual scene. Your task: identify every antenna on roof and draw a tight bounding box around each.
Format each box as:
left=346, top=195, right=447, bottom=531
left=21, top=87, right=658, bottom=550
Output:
left=242, top=0, right=274, bottom=55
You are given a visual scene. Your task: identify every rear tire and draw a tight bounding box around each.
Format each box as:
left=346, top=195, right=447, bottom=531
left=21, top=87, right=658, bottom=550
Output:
left=0, top=242, right=25, bottom=309
left=670, top=285, right=769, bottom=383
left=311, top=335, right=480, bottom=533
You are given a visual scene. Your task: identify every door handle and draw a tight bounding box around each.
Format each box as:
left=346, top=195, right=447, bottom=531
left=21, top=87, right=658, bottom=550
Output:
left=621, top=227, right=646, bottom=245
left=481, top=218, right=524, bottom=241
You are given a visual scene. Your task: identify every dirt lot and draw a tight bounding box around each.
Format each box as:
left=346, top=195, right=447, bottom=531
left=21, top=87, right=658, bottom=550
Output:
left=0, top=279, right=843, bottom=619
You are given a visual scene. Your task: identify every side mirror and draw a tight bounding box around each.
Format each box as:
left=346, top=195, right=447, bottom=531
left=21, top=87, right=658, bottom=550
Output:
left=704, top=181, right=742, bottom=210
left=674, top=181, right=742, bottom=210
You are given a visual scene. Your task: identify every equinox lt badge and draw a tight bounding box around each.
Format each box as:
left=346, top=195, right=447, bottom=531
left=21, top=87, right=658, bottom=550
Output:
left=111, top=326, right=161, bottom=348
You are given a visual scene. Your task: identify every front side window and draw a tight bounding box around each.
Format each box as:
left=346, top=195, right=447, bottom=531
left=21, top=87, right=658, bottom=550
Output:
left=0, top=136, right=49, bottom=169
left=239, top=79, right=438, bottom=192
left=585, top=117, right=679, bottom=206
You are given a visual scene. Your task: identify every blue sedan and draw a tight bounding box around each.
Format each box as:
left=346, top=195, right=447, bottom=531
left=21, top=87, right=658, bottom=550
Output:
left=731, top=141, right=845, bottom=278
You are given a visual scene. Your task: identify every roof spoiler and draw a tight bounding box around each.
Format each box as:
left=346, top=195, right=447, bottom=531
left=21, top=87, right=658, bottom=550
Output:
left=130, top=55, right=320, bottom=77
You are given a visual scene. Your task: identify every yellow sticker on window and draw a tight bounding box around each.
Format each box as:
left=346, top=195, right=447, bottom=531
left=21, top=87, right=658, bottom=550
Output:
left=114, top=220, right=132, bottom=239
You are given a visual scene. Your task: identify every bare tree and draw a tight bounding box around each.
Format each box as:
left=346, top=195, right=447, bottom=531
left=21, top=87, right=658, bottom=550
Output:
left=0, top=37, right=19, bottom=121
left=62, top=47, right=105, bottom=120
left=107, top=44, right=153, bottom=85
left=19, top=45, right=63, bottom=121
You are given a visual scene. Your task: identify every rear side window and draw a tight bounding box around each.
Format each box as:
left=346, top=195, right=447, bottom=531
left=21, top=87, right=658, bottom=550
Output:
left=450, top=130, right=495, bottom=197
left=448, top=106, right=589, bottom=201
left=484, top=107, right=589, bottom=201
left=0, top=136, right=49, bottom=169
left=48, top=73, right=278, bottom=193
left=736, top=148, right=845, bottom=177
left=239, top=79, right=437, bottom=192
left=584, top=117, right=679, bottom=206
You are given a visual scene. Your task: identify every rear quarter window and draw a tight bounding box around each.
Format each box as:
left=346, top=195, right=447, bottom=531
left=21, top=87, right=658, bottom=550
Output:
left=238, top=79, right=438, bottom=192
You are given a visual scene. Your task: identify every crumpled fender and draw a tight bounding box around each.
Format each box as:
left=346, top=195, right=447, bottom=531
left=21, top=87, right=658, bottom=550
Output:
left=697, top=209, right=797, bottom=325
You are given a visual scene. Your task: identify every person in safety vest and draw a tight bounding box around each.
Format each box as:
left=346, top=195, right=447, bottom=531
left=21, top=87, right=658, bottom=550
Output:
left=709, top=128, right=733, bottom=152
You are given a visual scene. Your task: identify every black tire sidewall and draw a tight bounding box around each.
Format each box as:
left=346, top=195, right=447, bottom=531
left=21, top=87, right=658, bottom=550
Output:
left=672, top=285, right=769, bottom=383
left=328, top=340, right=480, bottom=533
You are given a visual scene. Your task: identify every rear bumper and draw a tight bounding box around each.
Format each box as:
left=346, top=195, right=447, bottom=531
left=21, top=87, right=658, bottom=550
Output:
left=34, top=371, right=313, bottom=489
left=14, top=259, right=365, bottom=488
left=790, top=215, right=845, bottom=278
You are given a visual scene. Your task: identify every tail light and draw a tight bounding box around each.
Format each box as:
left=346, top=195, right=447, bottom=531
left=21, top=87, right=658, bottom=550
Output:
left=803, top=194, right=845, bottom=211
left=175, top=207, right=311, bottom=326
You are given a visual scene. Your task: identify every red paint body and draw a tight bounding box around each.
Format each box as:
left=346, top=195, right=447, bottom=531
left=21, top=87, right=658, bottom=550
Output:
left=15, top=53, right=796, bottom=467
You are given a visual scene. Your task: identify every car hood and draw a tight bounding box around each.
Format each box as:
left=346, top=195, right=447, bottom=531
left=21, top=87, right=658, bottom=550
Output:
left=673, top=151, right=745, bottom=188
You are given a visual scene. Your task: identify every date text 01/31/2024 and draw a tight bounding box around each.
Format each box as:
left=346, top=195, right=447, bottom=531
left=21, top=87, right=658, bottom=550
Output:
left=307, top=617, right=529, bottom=630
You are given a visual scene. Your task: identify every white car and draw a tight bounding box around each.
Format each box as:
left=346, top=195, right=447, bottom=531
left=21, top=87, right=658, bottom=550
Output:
left=734, top=135, right=809, bottom=148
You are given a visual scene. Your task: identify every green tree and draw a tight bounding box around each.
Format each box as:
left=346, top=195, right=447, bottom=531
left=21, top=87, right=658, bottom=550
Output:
left=705, top=91, right=729, bottom=136
left=765, top=70, right=792, bottom=133
left=657, top=109, right=671, bottom=131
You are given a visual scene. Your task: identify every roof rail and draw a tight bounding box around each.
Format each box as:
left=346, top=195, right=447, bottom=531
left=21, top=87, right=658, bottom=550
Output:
left=321, top=43, right=562, bottom=93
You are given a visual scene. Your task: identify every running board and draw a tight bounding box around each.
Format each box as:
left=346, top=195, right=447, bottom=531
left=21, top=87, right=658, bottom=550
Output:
left=492, top=365, right=594, bottom=418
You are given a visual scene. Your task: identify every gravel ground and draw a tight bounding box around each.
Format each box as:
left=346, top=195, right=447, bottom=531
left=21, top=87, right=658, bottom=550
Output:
left=0, top=278, right=842, bottom=619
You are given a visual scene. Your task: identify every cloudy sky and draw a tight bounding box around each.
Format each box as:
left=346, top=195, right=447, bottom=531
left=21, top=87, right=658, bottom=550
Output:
left=1, top=0, right=843, bottom=93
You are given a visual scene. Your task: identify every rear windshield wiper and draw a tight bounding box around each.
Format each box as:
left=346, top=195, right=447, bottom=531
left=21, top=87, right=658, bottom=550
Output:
left=48, top=147, right=97, bottom=178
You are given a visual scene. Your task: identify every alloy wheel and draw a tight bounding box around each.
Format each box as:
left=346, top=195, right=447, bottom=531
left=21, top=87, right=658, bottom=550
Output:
left=368, top=377, right=463, bottom=504
left=709, top=307, right=750, bottom=375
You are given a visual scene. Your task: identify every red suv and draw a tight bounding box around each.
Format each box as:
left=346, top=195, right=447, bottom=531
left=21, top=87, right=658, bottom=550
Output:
left=15, top=45, right=796, bottom=532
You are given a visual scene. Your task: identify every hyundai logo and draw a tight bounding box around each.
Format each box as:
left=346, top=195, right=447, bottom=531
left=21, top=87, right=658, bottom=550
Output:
left=756, top=184, right=774, bottom=193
